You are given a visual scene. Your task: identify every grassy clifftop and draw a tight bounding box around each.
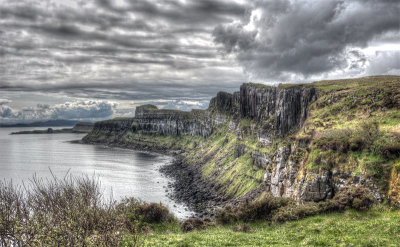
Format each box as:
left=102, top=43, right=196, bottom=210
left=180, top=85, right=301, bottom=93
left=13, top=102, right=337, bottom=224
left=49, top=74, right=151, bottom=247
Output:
left=300, top=76, right=400, bottom=196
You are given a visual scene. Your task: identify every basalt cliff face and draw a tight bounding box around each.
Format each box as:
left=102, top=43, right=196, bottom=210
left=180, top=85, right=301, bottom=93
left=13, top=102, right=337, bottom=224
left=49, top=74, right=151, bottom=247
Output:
left=83, top=76, right=400, bottom=207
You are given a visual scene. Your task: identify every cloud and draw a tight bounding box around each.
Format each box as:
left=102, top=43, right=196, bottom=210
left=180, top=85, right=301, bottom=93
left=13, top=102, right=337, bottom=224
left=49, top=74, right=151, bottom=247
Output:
left=0, top=100, right=116, bottom=123
left=0, top=99, right=12, bottom=105
left=366, top=51, right=400, bottom=75
left=213, top=0, right=400, bottom=81
left=0, top=105, right=16, bottom=118
left=50, top=101, right=116, bottom=120
left=0, top=0, right=246, bottom=98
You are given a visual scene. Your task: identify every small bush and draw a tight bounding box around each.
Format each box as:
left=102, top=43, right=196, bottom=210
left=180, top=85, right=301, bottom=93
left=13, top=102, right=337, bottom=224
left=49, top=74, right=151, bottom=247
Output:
left=117, top=197, right=144, bottom=233
left=215, top=197, right=292, bottom=224
left=333, top=186, right=376, bottom=211
left=118, top=199, right=173, bottom=229
left=272, top=201, right=340, bottom=222
left=181, top=217, right=214, bottom=233
left=135, top=203, right=171, bottom=223
left=215, top=205, right=237, bottom=224
left=236, top=197, right=292, bottom=222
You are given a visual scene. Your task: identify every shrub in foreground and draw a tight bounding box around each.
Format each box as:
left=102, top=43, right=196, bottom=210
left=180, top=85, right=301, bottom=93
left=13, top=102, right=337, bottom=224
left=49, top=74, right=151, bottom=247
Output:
left=216, top=187, right=376, bottom=225
left=0, top=176, right=124, bottom=246
left=135, top=203, right=171, bottom=223
left=272, top=201, right=340, bottom=222
left=0, top=175, right=175, bottom=246
left=118, top=198, right=174, bottom=228
left=215, top=197, right=292, bottom=224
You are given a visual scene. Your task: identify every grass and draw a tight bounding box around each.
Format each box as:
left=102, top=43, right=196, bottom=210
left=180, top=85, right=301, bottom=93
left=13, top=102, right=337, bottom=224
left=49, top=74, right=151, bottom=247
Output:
left=142, top=208, right=400, bottom=247
left=303, top=75, right=400, bottom=133
left=3, top=174, right=399, bottom=246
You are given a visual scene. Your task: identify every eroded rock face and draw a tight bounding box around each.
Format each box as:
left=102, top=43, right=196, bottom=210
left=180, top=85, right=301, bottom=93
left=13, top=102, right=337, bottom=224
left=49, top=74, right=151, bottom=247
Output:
left=265, top=146, right=299, bottom=198
left=299, top=171, right=334, bottom=202
left=240, top=84, right=317, bottom=136
left=252, top=151, right=272, bottom=169
left=134, top=117, right=212, bottom=137
left=261, top=145, right=383, bottom=203
left=133, top=105, right=213, bottom=137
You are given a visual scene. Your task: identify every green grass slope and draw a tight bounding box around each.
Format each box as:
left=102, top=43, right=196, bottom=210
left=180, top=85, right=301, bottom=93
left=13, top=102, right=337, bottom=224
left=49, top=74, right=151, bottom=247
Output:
left=141, top=208, right=400, bottom=247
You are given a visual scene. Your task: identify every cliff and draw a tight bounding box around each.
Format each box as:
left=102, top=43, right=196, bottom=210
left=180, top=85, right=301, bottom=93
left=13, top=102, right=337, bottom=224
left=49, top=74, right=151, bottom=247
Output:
left=83, top=76, right=400, bottom=206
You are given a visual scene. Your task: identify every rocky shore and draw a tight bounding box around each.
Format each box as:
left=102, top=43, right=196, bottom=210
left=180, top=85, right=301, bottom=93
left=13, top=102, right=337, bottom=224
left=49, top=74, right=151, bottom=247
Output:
left=160, top=158, right=228, bottom=218
left=78, top=139, right=224, bottom=217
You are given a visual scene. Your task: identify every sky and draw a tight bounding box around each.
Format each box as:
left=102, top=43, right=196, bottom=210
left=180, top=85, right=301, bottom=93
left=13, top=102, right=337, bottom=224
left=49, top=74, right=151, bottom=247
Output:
left=0, top=0, right=399, bottom=123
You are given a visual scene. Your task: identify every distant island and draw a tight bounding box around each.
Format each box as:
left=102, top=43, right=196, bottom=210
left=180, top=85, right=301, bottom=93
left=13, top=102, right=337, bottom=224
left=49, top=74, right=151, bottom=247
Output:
left=10, top=122, right=94, bottom=135
left=0, top=119, right=80, bottom=128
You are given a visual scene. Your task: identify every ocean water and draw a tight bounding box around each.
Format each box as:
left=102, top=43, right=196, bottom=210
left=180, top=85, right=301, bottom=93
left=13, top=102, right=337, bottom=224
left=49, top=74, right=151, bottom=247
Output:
left=0, top=127, right=193, bottom=219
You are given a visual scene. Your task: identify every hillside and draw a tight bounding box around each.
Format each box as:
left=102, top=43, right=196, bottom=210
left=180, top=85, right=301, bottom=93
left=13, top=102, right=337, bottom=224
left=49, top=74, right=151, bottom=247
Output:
left=83, top=76, right=400, bottom=213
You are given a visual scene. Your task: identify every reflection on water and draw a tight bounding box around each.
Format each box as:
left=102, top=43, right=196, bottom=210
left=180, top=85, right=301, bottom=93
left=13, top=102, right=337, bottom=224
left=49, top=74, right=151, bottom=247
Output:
left=0, top=127, right=193, bottom=219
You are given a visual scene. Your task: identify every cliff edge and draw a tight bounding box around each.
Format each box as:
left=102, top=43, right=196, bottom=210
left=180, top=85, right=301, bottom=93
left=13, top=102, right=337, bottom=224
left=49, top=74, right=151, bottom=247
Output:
left=83, top=76, right=400, bottom=210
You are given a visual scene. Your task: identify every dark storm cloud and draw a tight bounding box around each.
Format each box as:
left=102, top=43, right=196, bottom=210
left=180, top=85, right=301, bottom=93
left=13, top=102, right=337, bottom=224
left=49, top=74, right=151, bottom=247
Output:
left=213, top=0, right=400, bottom=80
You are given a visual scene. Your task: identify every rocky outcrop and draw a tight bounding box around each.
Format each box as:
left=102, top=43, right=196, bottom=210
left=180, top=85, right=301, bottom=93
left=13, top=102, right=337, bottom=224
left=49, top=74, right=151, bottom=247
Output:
left=263, top=146, right=300, bottom=199
left=209, top=92, right=233, bottom=113
left=298, top=171, right=334, bottom=202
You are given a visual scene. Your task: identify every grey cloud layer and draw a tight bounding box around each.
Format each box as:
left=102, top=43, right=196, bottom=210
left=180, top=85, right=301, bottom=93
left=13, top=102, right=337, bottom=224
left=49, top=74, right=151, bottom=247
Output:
left=213, top=0, right=400, bottom=80
left=0, top=0, right=246, bottom=99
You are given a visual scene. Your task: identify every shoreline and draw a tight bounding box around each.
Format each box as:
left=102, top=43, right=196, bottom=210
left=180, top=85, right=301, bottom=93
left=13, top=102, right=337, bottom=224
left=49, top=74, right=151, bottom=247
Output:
left=74, top=139, right=228, bottom=218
